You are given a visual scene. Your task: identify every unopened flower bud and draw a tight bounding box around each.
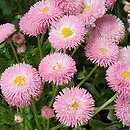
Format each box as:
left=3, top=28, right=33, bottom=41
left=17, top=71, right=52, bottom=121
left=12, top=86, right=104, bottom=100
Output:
left=14, top=115, right=24, bottom=123
left=17, top=43, right=26, bottom=54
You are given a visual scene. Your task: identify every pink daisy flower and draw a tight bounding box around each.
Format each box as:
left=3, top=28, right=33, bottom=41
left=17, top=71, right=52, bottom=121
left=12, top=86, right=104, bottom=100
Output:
left=85, top=37, right=119, bottom=68
left=38, top=53, right=77, bottom=85
left=0, top=63, right=42, bottom=107
left=106, top=61, right=130, bottom=96
left=80, top=0, right=106, bottom=25
left=19, top=12, right=46, bottom=36
left=89, top=14, right=125, bottom=43
left=28, top=0, right=63, bottom=29
left=53, top=87, right=95, bottom=127
left=119, top=46, right=130, bottom=62
left=115, top=94, right=130, bottom=126
left=53, top=0, right=84, bottom=15
left=106, top=0, right=117, bottom=8
left=49, top=15, right=86, bottom=51
left=0, top=23, right=16, bottom=43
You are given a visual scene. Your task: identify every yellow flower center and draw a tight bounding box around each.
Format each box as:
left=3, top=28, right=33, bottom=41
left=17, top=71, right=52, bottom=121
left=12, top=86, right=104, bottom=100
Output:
left=123, top=71, right=130, bottom=79
left=42, top=7, right=49, bottom=12
left=52, top=64, right=63, bottom=70
left=99, top=48, right=106, bottom=55
left=82, top=5, right=91, bottom=12
left=72, top=102, right=79, bottom=110
left=61, top=27, right=73, bottom=38
left=14, top=76, right=25, bottom=86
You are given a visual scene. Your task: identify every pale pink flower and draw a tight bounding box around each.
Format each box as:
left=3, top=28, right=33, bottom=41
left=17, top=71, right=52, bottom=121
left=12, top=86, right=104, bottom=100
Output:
left=0, top=63, right=42, bottom=107
left=115, top=94, right=130, bottom=126
left=80, top=0, right=106, bottom=25
left=19, top=12, right=46, bottom=36
left=41, top=106, right=55, bottom=120
left=0, top=23, right=16, bottom=43
left=12, top=33, right=25, bottom=45
left=85, top=37, right=119, bottom=68
left=106, top=0, right=117, bottom=8
left=124, top=4, right=130, bottom=12
left=38, top=53, right=77, bottom=85
left=14, top=115, right=24, bottom=123
left=119, top=46, right=130, bottom=62
left=53, top=0, right=84, bottom=15
left=53, top=87, right=95, bottom=127
left=28, top=0, right=63, bottom=29
left=49, top=15, right=86, bottom=51
left=17, top=43, right=26, bottom=54
left=106, top=61, right=130, bottom=96
left=89, top=14, right=125, bottom=43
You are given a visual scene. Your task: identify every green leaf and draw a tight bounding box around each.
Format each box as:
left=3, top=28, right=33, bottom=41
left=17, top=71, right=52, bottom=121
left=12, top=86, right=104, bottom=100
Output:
left=107, top=110, right=117, bottom=121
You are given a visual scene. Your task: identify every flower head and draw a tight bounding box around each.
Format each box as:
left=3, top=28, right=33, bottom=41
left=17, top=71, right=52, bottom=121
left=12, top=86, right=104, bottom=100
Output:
left=41, top=106, right=55, bottom=120
left=85, top=37, right=119, bottom=68
left=53, top=87, right=95, bottom=127
left=106, top=62, right=130, bottom=96
left=17, top=43, right=26, bottom=54
left=106, top=0, right=117, bottom=8
left=0, top=63, right=42, bottom=107
left=38, top=53, right=77, bottom=85
left=0, top=23, right=16, bottom=43
left=80, top=0, right=106, bottom=25
left=49, top=15, right=86, bottom=51
left=115, top=94, right=130, bottom=126
left=53, top=0, right=84, bottom=15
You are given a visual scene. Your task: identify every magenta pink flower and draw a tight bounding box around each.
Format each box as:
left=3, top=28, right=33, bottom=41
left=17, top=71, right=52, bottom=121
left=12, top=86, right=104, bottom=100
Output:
left=106, top=61, right=130, bottom=96
left=28, top=0, right=63, bottom=29
left=19, top=12, right=46, bottom=36
left=89, top=14, right=125, bottom=43
left=38, top=53, right=77, bottom=85
left=106, top=0, right=117, bottom=8
left=53, top=0, right=84, bottom=15
left=80, top=0, right=106, bottom=25
left=49, top=15, right=86, bottom=51
left=41, top=106, right=55, bottom=120
left=53, top=87, right=95, bottom=127
left=0, top=23, right=16, bottom=43
left=115, top=94, right=130, bottom=126
left=85, top=37, right=119, bottom=68
left=0, top=63, right=42, bottom=107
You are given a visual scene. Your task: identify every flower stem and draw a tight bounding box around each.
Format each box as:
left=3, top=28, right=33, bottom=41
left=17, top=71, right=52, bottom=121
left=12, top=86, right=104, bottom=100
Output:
left=71, top=46, right=79, bottom=57
left=40, top=33, right=45, bottom=46
left=46, top=120, right=50, bottom=130
left=31, top=98, right=42, bottom=130
left=50, top=124, right=63, bottom=130
left=122, top=0, right=130, bottom=4
left=49, top=85, right=59, bottom=107
left=7, top=39, right=19, bottom=63
left=93, top=93, right=118, bottom=117
left=77, top=64, right=98, bottom=87
left=94, top=105, right=115, bottom=111
left=37, top=35, right=43, bottom=60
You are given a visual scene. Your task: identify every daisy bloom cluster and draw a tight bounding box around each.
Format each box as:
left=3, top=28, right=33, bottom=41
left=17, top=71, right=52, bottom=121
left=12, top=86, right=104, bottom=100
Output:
left=39, top=53, right=77, bottom=85
left=53, top=87, right=95, bottom=127
left=115, top=95, right=130, bottom=126
left=49, top=15, right=86, bottom=51
left=0, top=23, right=16, bottom=43
left=0, top=63, right=42, bottom=107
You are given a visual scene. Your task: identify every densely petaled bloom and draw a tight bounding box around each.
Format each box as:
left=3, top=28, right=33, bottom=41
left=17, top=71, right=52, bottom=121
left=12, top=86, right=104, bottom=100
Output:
left=80, top=0, right=106, bottom=25
left=53, top=87, right=95, bottom=127
left=19, top=12, right=46, bottom=36
left=41, top=106, right=55, bottom=120
left=49, top=15, right=86, bottom=51
left=14, top=115, right=24, bottom=123
left=119, top=46, right=130, bottom=62
left=17, top=43, right=26, bottom=54
left=39, top=53, right=77, bottom=85
left=0, top=63, right=42, bottom=107
left=28, top=0, right=63, bottom=29
left=85, top=37, right=119, bottom=68
left=115, top=94, right=130, bottom=126
left=106, top=62, right=130, bottom=96
left=53, top=0, right=84, bottom=15
left=88, top=14, right=125, bottom=43
left=0, top=23, right=16, bottom=43
left=12, top=33, right=25, bottom=45
left=106, top=0, right=117, bottom=8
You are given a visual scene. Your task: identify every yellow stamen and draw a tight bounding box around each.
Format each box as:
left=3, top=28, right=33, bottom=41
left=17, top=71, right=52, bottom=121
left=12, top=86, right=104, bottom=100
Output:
left=82, top=5, right=91, bottom=12
left=99, top=48, right=106, bottom=55
left=61, top=27, right=73, bottom=38
left=72, top=102, right=79, bottom=110
left=123, top=71, right=130, bottom=79
left=52, top=64, right=63, bottom=70
left=42, top=7, right=49, bottom=12
left=14, top=76, right=25, bottom=86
